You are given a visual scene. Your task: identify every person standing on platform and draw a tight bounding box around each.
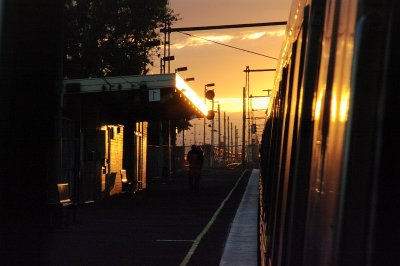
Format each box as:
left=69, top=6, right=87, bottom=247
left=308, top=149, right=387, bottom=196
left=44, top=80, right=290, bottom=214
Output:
left=186, top=145, right=204, bottom=192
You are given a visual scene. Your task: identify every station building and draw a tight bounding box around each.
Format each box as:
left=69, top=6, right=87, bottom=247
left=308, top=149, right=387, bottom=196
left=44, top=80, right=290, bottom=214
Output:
left=60, top=74, right=207, bottom=203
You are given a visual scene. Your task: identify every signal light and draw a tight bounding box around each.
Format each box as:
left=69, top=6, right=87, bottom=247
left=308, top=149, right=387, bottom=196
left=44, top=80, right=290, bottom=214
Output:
left=205, top=89, right=215, bottom=100
left=206, top=110, right=215, bottom=120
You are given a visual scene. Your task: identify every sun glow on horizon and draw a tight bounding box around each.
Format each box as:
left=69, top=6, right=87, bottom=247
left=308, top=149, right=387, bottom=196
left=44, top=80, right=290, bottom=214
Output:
left=211, top=97, right=269, bottom=113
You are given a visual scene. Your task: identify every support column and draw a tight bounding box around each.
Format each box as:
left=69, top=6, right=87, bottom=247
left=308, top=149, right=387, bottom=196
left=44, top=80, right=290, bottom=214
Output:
left=123, top=121, right=135, bottom=186
left=159, top=120, right=165, bottom=178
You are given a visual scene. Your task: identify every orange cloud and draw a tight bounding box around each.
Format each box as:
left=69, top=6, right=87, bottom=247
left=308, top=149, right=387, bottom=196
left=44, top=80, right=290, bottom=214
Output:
left=172, top=29, right=285, bottom=49
left=173, top=34, right=234, bottom=49
left=242, top=29, right=285, bottom=40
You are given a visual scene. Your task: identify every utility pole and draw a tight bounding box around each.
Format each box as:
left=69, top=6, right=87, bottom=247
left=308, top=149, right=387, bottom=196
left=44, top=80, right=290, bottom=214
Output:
left=223, top=112, right=226, bottom=164
left=235, top=126, right=238, bottom=162
left=245, top=66, right=251, bottom=147
left=231, top=122, right=233, bottom=162
left=218, top=103, right=221, bottom=160
left=242, top=86, right=246, bottom=168
left=182, top=125, right=185, bottom=148
left=194, top=123, right=197, bottom=144
left=243, top=67, right=276, bottom=167
left=227, top=116, right=230, bottom=163
left=211, top=99, right=215, bottom=167
left=159, top=121, right=164, bottom=177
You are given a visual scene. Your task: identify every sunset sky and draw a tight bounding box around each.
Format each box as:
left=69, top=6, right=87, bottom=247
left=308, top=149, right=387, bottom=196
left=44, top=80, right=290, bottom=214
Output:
left=150, top=0, right=292, bottom=145
left=150, top=0, right=291, bottom=112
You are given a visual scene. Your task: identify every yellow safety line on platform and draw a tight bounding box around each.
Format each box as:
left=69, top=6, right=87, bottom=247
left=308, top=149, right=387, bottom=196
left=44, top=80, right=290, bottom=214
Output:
left=179, top=169, right=248, bottom=266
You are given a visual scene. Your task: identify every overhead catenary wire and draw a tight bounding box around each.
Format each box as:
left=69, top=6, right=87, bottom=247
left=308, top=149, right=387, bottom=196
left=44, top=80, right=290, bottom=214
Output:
left=160, top=21, right=287, bottom=72
left=177, top=31, right=279, bottom=60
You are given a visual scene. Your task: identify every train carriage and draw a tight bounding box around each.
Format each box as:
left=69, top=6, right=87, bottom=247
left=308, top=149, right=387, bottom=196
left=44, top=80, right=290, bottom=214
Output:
left=259, top=0, right=399, bottom=265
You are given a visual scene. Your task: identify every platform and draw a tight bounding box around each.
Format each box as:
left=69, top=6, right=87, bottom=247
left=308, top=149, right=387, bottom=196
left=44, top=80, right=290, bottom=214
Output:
left=219, top=169, right=259, bottom=266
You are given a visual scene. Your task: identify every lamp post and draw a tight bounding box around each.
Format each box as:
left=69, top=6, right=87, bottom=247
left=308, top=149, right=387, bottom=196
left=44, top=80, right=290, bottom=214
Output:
left=175, top=66, right=188, bottom=73
left=184, top=77, right=195, bottom=82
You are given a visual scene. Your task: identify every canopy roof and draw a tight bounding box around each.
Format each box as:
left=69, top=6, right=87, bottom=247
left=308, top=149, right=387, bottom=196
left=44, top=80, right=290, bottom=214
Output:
left=63, top=73, right=207, bottom=122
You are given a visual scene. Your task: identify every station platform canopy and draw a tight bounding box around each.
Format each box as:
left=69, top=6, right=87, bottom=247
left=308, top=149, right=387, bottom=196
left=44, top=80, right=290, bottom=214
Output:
left=62, top=73, right=207, bottom=122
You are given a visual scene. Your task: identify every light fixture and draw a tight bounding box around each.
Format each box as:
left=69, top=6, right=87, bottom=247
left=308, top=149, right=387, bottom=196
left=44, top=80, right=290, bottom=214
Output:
left=175, top=66, right=188, bottom=72
left=175, top=74, right=208, bottom=116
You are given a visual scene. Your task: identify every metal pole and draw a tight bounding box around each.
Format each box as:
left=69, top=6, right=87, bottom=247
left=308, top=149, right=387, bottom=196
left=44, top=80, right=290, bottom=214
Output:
left=168, top=120, right=172, bottom=176
left=235, top=126, right=238, bottom=162
left=223, top=112, right=226, bottom=164
left=227, top=116, right=230, bottom=163
left=159, top=121, right=164, bottom=177
left=246, top=66, right=251, bottom=147
left=242, top=86, right=246, bottom=168
left=166, top=22, right=172, bottom=176
left=203, top=85, right=206, bottom=149
left=218, top=103, right=221, bottom=164
left=211, top=99, right=215, bottom=167
left=218, top=104, right=221, bottom=154
left=160, top=17, right=166, bottom=177
left=182, top=128, right=185, bottom=147
left=231, top=122, right=234, bottom=162
left=167, top=22, right=171, bottom=74
left=194, top=123, right=197, bottom=144
left=163, top=18, right=167, bottom=74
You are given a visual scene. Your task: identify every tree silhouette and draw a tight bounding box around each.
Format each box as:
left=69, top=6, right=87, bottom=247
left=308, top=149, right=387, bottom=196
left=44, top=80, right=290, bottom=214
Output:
left=176, top=119, right=193, bottom=133
left=63, top=0, right=178, bottom=79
